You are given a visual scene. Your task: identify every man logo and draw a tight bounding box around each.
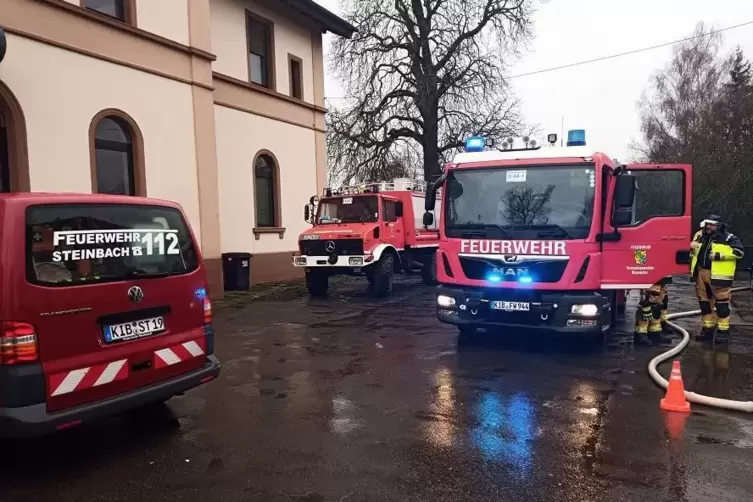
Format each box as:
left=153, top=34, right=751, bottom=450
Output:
left=492, top=267, right=529, bottom=277
left=634, top=250, right=648, bottom=265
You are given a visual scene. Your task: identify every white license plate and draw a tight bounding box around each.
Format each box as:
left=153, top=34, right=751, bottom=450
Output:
left=491, top=301, right=530, bottom=312
left=104, top=316, right=165, bottom=343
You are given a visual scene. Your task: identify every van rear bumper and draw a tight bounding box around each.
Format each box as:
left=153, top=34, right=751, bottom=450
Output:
left=0, top=355, right=220, bottom=439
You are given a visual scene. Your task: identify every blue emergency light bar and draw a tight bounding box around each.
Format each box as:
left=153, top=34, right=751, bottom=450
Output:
left=465, top=136, right=487, bottom=152
left=566, top=129, right=586, bottom=147
left=486, top=274, right=534, bottom=284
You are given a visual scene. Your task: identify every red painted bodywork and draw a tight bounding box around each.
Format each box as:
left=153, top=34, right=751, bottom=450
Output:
left=0, top=193, right=211, bottom=412
left=298, top=191, right=440, bottom=253
left=436, top=153, right=693, bottom=294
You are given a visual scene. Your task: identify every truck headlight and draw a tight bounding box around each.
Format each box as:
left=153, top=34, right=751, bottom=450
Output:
left=437, top=295, right=456, bottom=307
left=294, top=257, right=307, bottom=266
left=571, top=304, right=598, bottom=316
left=349, top=257, right=364, bottom=266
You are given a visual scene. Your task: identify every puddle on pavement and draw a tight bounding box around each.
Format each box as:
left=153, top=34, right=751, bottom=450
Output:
left=329, top=396, right=363, bottom=435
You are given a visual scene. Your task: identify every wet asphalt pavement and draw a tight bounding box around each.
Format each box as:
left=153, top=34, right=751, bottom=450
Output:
left=2, top=279, right=753, bottom=502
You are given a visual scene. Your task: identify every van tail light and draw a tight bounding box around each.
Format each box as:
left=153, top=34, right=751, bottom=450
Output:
left=202, top=294, right=215, bottom=355
left=203, top=297, right=212, bottom=324
left=0, top=321, right=39, bottom=365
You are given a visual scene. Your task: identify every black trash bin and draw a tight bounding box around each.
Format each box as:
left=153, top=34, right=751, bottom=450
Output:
left=222, top=252, right=251, bottom=291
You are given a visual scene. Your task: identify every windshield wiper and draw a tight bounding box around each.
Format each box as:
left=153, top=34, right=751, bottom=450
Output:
left=512, top=224, right=574, bottom=239
left=450, top=223, right=511, bottom=238
left=126, top=270, right=172, bottom=278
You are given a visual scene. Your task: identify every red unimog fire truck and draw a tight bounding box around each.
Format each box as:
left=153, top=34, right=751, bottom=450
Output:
left=422, top=130, right=693, bottom=340
left=293, top=179, right=441, bottom=297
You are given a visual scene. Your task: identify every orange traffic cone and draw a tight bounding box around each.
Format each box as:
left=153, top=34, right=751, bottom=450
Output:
left=660, top=360, right=691, bottom=413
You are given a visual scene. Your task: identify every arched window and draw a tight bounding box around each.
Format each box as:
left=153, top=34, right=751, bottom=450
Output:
left=254, top=153, right=279, bottom=228
left=0, top=81, right=30, bottom=193
left=89, top=110, right=145, bottom=196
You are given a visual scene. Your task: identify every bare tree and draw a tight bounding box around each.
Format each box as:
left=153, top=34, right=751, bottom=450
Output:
left=500, top=185, right=554, bottom=225
left=327, top=0, right=535, bottom=183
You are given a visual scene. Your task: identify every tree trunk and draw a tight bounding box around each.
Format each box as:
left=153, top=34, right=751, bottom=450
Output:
left=423, top=109, right=440, bottom=181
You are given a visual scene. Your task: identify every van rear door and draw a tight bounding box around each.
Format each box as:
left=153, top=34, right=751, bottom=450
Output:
left=21, top=202, right=210, bottom=412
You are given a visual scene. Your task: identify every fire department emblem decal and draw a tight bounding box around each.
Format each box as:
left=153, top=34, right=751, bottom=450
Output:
left=634, top=250, right=648, bottom=265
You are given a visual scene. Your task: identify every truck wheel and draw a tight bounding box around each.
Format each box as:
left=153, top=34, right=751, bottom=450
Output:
left=457, top=326, right=479, bottom=345
left=305, top=270, right=329, bottom=297
left=421, top=253, right=437, bottom=285
left=372, top=253, right=394, bottom=297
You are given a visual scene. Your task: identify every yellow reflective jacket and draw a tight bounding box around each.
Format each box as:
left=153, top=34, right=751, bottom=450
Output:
left=689, top=229, right=703, bottom=274
left=691, top=230, right=745, bottom=287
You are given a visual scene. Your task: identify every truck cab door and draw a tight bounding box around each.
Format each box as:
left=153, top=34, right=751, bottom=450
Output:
left=600, top=164, right=692, bottom=290
left=381, top=198, right=404, bottom=245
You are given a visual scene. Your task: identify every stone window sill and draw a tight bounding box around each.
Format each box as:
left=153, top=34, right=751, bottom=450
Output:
left=253, top=227, right=286, bottom=240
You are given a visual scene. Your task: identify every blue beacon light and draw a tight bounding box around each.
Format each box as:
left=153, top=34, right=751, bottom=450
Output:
left=518, top=276, right=533, bottom=284
left=566, top=129, right=586, bottom=147
left=465, top=136, right=486, bottom=152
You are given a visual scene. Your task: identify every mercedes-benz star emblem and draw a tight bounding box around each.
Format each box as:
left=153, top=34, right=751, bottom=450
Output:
left=127, top=286, right=144, bottom=303
left=325, top=240, right=336, bottom=252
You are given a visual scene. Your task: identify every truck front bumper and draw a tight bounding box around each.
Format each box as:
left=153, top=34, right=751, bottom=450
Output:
left=0, top=355, right=220, bottom=439
left=292, top=254, right=375, bottom=268
left=435, top=285, right=612, bottom=335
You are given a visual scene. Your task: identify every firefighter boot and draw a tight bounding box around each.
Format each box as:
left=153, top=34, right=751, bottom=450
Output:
left=648, top=329, right=673, bottom=346
left=695, top=326, right=715, bottom=342
left=660, top=294, right=672, bottom=333
left=715, top=302, right=732, bottom=345
left=634, top=306, right=653, bottom=346
left=648, top=305, right=672, bottom=345
left=715, top=328, right=730, bottom=344
left=634, top=332, right=654, bottom=346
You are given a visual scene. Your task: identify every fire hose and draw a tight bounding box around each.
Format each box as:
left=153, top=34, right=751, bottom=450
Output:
left=648, top=282, right=753, bottom=413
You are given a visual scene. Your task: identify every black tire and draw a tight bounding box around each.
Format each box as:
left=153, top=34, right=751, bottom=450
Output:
left=457, top=325, right=479, bottom=345
left=306, top=270, right=329, bottom=297
left=372, top=253, right=394, bottom=297
left=421, top=253, right=437, bottom=285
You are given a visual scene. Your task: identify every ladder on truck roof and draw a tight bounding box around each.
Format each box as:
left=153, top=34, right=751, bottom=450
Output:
left=325, top=178, right=430, bottom=196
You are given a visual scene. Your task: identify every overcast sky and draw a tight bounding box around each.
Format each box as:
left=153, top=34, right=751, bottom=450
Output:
left=313, top=0, right=753, bottom=162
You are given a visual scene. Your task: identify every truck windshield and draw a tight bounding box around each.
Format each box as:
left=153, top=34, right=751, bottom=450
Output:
left=317, top=195, right=379, bottom=224
left=444, top=165, right=596, bottom=240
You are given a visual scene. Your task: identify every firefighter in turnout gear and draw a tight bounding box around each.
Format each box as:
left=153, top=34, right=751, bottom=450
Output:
left=691, top=215, right=745, bottom=343
left=634, top=277, right=673, bottom=346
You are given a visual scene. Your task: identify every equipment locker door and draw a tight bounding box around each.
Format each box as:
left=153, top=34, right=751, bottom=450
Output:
left=600, top=163, right=692, bottom=290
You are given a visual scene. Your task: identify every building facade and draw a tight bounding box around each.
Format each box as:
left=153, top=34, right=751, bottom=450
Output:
left=0, top=0, right=354, bottom=296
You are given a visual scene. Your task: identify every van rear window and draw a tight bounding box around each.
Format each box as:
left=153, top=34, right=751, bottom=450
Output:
left=26, top=204, right=200, bottom=286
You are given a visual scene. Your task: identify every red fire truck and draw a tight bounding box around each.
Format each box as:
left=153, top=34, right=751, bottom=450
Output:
left=293, top=179, right=441, bottom=297
left=423, top=130, right=693, bottom=339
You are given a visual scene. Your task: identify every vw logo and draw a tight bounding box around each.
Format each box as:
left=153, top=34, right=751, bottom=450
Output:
left=502, top=255, right=519, bottom=264
left=325, top=240, right=336, bottom=252
left=127, top=286, right=144, bottom=303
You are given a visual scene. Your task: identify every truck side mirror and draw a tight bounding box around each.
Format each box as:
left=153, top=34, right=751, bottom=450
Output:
left=304, top=204, right=311, bottom=222
left=423, top=212, right=434, bottom=227
left=425, top=171, right=448, bottom=211
left=611, top=174, right=636, bottom=227
left=395, top=202, right=404, bottom=218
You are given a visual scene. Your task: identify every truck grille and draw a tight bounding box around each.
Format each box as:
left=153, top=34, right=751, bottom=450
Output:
left=300, top=239, right=364, bottom=256
left=459, top=256, right=568, bottom=283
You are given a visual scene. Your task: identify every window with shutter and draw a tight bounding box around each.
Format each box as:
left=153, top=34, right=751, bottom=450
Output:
left=247, top=15, right=273, bottom=88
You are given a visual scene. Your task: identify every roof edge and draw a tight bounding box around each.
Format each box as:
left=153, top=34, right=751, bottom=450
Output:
left=282, top=0, right=357, bottom=38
